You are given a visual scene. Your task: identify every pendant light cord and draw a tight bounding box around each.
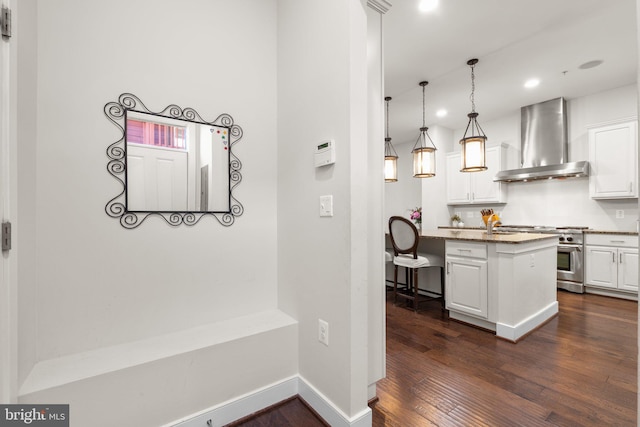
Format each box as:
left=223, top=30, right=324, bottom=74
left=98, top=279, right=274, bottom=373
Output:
left=386, top=97, right=390, bottom=139
left=470, top=62, right=476, bottom=114
left=422, top=84, right=426, bottom=128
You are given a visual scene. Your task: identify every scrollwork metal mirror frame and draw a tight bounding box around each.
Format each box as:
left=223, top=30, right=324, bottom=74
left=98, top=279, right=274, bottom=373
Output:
left=104, top=93, right=243, bottom=228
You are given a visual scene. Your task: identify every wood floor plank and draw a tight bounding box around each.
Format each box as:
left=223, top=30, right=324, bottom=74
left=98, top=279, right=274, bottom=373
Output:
left=372, top=291, right=637, bottom=427
left=225, top=397, right=327, bottom=427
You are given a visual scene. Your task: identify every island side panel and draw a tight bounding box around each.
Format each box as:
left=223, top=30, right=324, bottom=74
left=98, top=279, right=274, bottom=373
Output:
left=494, top=240, right=558, bottom=341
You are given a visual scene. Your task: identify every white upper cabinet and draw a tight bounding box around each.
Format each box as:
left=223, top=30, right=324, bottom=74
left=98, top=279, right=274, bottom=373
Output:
left=589, top=119, right=638, bottom=199
left=446, top=145, right=507, bottom=205
left=445, top=153, right=471, bottom=204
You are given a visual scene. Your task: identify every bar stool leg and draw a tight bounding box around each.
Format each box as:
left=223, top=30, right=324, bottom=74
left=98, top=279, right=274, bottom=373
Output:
left=440, top=266, right=445, bottom=311
left=413, top=268, right=419, bottom=312
left=393, top=264, right=398, bottom=304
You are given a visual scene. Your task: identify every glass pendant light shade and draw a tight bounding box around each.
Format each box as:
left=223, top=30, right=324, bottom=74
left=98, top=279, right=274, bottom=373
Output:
left=460, top=59, right=488, bottom=172
left=412, top=81, right=437, bottom=178
left=413, top=129, right=436, bottom=177
left=384, top=96, right=398, bottom=182
left=460, top=112, right=488, bottom=172
left=460, top=136, right=487, bottom=172
left=385, top=138, right=398, bottom=182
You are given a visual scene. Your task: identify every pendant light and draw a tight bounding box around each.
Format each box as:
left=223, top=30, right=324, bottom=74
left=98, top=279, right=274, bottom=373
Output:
left=459, top=58, right=488, bottom=172
left=412, top=81, right=437, bottom=178
left=384, top=96, right=398, bottom=182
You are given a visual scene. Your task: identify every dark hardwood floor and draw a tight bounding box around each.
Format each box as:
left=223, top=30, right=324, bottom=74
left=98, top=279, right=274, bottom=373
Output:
left=230, top=291, right=637, bottom=426
left=373, top=290, right=637, bottom=426
left=225, top=396, right=328, bottom=427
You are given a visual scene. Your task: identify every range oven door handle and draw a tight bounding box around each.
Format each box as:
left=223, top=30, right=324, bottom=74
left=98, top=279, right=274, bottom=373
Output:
left=558, top=245, right=582, bottom=251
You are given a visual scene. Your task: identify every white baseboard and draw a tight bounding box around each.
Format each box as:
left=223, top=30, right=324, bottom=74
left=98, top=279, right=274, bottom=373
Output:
left=167, top=375, right=372, bottom=427
left=496, top=301, right=558, bottom=342
left=585, top=286, right=638, bottom=301
left=298, top=375, right=372, bottom=427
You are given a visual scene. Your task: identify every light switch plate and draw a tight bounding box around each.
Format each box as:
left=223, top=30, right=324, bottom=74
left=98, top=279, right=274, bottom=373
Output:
left=320, top=195, right=333, bottom=217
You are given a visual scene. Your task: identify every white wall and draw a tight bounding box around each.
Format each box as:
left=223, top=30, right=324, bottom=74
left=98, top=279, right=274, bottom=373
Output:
left=366, top=3, right=387, bottom=400
left=15, top=0, right=301, bottom=424
left=277, top=0, right=371, bottom=420
left=12, top=0, right=381, bottom=424
left=449, top=84, right=639, bottom=231
left=33, top=0, right=279, bottom=361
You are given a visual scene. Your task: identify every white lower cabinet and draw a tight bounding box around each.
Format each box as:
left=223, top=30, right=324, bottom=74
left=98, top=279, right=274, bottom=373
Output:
left=585, top=234, right=639, bottom=294
left=445, top=241, right=488, bottom=319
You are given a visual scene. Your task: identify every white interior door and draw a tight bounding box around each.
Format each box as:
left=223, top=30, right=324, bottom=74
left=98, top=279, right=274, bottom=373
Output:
left=0, top=0, right=12, bottom=403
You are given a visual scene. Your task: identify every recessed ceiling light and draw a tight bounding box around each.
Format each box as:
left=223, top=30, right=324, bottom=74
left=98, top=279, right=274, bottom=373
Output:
left=524, top=78, right=540, bottom=89
left=419, top=0, right=439, bottom=13
left=579, top=60, right=604, bottom=70
left=436, top=109, right=447, bottom=118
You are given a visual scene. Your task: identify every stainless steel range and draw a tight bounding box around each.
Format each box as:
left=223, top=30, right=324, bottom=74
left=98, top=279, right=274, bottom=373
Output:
left=496, top=225, right=587, bottom=293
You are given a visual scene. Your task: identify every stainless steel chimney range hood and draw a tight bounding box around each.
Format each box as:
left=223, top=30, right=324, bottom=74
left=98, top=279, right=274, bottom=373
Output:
left=494, top=97, right=589, bottom=183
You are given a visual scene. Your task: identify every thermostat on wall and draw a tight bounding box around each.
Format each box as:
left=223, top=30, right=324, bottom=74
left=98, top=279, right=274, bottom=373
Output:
left=314, top=140, right=336, bottom=167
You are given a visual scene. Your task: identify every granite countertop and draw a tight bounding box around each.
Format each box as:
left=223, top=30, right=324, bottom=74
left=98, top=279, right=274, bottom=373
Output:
left=584, top=230, right=639, bottom=236
left=420, top=229, right=557, bottom=244
left=441, top=226, right=639, bottom=237
left=438, top=226, right=485, bottom=230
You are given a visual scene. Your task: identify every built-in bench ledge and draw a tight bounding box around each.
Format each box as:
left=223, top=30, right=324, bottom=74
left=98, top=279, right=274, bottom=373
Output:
left=20, top=309, right=297, bottom=397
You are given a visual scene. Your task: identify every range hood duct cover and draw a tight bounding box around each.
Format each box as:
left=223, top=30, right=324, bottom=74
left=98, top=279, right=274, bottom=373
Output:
left=494, top=97, right=589, bottom=182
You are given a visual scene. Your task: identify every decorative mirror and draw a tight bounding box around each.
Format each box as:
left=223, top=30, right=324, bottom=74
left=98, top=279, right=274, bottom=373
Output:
left=104, top=93, right=243, bottom=228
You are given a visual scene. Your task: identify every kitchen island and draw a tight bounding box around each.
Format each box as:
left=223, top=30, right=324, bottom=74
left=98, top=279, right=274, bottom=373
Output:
left=420, top=229, right=558, bottom=342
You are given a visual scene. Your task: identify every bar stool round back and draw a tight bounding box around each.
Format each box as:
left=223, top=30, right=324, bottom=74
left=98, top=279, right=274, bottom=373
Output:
left=388, top=216, right=444, bottom=311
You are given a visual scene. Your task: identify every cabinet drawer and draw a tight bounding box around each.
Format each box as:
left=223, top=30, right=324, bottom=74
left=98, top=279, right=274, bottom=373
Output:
left=446, top=241, right=487, bottom=259
left=585, top=234, right=638, bottom=247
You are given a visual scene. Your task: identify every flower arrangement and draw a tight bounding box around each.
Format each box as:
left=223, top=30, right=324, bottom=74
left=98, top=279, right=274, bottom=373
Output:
left=410, top=207, right=422, bottom=225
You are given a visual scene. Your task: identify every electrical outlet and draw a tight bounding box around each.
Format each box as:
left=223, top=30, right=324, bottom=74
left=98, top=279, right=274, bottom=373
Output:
left=318, top=319, right=329, bottom=346
left=616, top=210, right=625, bottom=219
left=530, top=254, right=535, bottom=267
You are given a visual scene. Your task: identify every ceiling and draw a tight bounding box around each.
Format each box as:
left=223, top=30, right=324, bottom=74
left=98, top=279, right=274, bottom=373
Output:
left=383, top=0, right=638, bottom=146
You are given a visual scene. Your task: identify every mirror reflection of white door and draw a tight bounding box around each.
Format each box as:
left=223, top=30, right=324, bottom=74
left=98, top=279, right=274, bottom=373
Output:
left=199, top=165, right=208, bottom=211
left=127, top=145, right=188, bottom=211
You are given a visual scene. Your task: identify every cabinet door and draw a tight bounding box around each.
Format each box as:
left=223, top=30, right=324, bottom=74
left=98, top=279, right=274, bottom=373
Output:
left=618, top=248, right=638, bottom=292
left=585, top=246, right=617, bottom=289
left=589, top=120, right=638, bottom=199
left=470, top=146, right=505, bottom=203
left=446, top=257, right=488, bottom=319
left=446, top=153, right=470, bottom=204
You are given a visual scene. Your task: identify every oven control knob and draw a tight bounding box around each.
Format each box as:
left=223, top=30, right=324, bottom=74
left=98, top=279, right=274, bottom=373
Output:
left=559, top=236, right=565, bottom=242
left=566, top=236, right=573, bottom=242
